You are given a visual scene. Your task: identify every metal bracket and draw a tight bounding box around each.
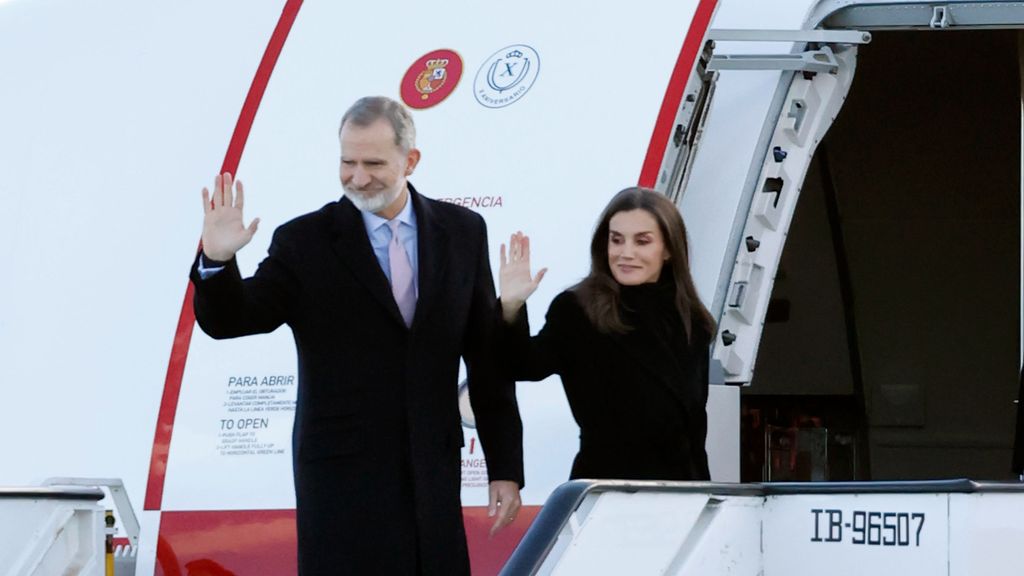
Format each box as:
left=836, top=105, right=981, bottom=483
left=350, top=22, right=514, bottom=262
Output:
left=709, top=46, right=840, bottom=74
left=43, top=477, right=140, bottom=549
left=706, top=29, right=869, bottom=74
left=931, top=5, right=951, bottom=28
left=708, top=29, right=871, bottom=44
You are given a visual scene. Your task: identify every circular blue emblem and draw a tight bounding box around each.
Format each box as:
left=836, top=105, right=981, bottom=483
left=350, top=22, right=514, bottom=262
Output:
left=474, top=44, right=540, bottom=109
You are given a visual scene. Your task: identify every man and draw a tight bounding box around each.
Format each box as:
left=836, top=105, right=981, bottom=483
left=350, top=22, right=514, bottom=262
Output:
left=191, top=96, right=523, bottom=575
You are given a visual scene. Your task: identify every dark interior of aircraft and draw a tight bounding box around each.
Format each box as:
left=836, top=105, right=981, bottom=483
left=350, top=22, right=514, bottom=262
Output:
left=741, top=30, right=1022, bottom=482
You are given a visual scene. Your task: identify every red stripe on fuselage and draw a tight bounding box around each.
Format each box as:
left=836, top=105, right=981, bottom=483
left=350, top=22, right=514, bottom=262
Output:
left=154, top=506, right=540, bottom=576
left=637, top=0, right=719, bottom=188
left=145, top=0, right=305, bottom=511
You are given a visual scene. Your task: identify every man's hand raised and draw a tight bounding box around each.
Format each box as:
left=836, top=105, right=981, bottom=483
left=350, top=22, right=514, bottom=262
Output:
left=201, top=172, right=260, bottom=262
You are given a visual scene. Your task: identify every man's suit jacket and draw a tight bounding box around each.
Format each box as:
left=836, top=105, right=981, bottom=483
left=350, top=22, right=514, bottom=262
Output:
left=190, top=185, right=523, bottom=576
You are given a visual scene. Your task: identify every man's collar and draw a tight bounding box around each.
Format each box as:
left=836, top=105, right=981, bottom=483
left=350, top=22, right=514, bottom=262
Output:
left=360, top=187, right=417, bottom=231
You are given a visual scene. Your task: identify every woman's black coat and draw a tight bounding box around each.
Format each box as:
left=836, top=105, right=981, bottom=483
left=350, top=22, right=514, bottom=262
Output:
left=504, top=287, right=711, bottom=481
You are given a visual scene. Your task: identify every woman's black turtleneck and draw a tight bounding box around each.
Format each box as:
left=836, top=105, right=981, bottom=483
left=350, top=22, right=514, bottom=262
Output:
left=618, top=270, right=689, bottom=353
left=502, top=270, right=713, bottom=481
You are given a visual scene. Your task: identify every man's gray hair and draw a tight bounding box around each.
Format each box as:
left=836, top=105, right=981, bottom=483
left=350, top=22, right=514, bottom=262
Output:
left=339, top=96, right=416, bottom=152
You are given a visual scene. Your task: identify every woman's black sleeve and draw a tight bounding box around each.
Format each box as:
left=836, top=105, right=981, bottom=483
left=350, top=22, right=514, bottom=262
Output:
left=499, top=291, right=580, bottom=382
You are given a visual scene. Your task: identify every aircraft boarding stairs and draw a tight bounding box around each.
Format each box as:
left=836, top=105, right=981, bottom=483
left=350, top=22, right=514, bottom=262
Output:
left=0, top=478, right=138, bottom=576
left=502, top=479, right=1024, bottom=576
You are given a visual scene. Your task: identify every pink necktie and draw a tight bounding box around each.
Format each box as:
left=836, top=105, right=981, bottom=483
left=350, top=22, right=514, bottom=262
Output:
left=387, top=220, right=416, bottom=327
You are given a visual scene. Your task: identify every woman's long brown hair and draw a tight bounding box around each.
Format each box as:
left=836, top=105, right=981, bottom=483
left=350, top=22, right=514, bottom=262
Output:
left=574, top=187, right=716, bottom=340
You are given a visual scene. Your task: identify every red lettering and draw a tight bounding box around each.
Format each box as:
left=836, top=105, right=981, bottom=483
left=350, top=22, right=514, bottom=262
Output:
left=437, top=196, right=503, bottom=208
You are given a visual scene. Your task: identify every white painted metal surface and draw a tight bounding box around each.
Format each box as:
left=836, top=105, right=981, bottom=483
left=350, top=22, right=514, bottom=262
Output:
left=704, top=37, right=858, bottom=383
left=546, top=491, right=762, bottom=575
left=707, top=385, right=741, bottom=482
left=763, top=493, right=947, bottom=575
left=523, top=482, right=1024, bottom=576
left=0, top=489, right=105, bottom=576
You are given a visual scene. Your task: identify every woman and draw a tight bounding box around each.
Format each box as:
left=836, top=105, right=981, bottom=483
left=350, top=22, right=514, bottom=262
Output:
left=499, top=187, right=716, bottom=481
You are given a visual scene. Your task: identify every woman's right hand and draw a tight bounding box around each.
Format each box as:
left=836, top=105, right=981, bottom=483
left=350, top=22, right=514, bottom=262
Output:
left=499, top=232, right=547, bottom=323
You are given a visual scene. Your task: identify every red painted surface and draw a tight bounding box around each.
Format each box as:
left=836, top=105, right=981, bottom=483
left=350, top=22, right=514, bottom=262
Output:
left=145, top=282, right=196, bottom=510
left=464, top=505, right=541, bottom=576
left=155, top=506, right=539, bottom=575
left=400, top=48, right=464, bottom=109
left=144, top=0, right=305, bottom=512
left=155, top=510, right=296, bottom=576
left=637, top=0, right=720, bottom=188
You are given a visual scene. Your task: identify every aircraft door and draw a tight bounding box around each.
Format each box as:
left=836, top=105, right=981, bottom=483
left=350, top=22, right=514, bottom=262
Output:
left=662, top=30, right=867, bottom=384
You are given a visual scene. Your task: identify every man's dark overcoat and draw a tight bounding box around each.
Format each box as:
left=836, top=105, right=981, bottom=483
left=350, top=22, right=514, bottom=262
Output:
left=190, top=186, right=523, bottom=575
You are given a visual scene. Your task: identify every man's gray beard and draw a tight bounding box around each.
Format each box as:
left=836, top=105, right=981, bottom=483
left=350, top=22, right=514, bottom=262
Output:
left=344, top=185, right=402, bottom=214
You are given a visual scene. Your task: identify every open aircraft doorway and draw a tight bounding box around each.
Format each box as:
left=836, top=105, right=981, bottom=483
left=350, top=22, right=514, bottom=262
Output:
left=742, top=29, right=1022, bottom=482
